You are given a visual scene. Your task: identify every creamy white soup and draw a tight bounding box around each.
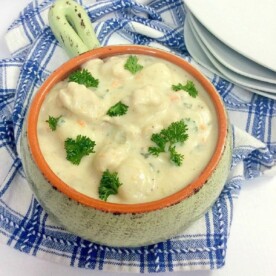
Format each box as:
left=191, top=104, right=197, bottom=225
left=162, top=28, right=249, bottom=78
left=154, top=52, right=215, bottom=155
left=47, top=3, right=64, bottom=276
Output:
left=37, top=54, right=218, bottom=204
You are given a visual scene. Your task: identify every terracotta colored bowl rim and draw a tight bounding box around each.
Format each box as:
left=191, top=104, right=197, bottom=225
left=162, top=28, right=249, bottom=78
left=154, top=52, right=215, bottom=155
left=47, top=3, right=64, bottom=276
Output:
left=27, top=45, right=228, bottom=214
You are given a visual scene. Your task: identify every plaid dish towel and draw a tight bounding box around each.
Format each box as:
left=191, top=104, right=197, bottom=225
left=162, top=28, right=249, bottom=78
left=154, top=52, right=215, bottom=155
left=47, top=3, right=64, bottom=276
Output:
left=0, top=0, right=275, bottom=273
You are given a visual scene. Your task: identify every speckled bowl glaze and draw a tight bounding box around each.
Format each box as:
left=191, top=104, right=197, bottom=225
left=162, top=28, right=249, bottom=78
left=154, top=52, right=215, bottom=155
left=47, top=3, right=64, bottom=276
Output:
left=21, top=45, right=232, bottom=247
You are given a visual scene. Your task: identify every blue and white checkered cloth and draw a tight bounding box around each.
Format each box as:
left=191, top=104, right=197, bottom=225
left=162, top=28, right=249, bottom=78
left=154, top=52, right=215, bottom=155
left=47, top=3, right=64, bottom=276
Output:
left=0, top=0, right=275, bottom=273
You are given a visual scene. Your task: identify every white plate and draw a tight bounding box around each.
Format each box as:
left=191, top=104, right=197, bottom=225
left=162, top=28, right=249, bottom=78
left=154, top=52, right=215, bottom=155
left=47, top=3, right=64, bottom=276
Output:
left=187, top=12, right=276, bottom=84
left=184, top=18, right=221, bottom=76
left=185, top=0, right=276, bottom=72
left=184, top=18, right=276, bottom=100
left=187, top=13, right=276, bottom=94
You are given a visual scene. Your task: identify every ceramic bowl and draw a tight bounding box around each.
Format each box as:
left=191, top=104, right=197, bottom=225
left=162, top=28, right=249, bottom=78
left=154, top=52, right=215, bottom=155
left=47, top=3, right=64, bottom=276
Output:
left=20, top=0, right=232, bottom=248
left=21, top=44, right=232, bottom=247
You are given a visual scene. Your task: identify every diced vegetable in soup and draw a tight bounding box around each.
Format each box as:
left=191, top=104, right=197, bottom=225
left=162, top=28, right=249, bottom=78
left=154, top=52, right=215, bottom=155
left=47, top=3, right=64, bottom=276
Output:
left=37, top=54, right=218, bottom=203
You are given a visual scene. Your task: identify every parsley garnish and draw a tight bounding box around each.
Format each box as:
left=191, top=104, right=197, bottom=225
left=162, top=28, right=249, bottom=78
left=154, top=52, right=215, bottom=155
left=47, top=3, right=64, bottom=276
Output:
left=124, top=55, right=143, bottom=74
left=64, top=135, right=96, bottom=165
left=148, top=133, right=167, bottom=156
left=68, top=69, right=99, bottom=88
left=46, top=115, right=62, bottom=131
left=107, top=101, right=129, bottom=117
left=98, top=170, right=123, bottom=201
left=172, top=80, right=198, bottom=98
left=168, top=145, right=184, bottom=166
left=148, top=120, right=188, bottom=166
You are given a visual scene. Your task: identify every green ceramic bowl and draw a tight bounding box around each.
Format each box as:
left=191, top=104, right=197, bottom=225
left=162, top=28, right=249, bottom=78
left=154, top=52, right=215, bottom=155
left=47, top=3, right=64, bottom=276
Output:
left=20, top=0, right=232, bottom=247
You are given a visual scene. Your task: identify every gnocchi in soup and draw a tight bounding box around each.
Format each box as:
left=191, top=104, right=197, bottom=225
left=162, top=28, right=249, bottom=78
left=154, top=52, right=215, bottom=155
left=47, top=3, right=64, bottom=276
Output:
left=37, top=54, right=218, bottom=204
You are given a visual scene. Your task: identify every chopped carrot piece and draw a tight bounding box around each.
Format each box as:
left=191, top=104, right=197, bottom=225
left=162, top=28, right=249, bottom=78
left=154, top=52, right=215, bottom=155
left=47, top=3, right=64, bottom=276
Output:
left=199, top=124, right=207, bottom=130
left=135, top=73, right=143, bottom=80
left=111, top=79, right=122, bottom=88
left=170, top=93, right=181, bottom=101
left=77, top=120, right=86, bottom=127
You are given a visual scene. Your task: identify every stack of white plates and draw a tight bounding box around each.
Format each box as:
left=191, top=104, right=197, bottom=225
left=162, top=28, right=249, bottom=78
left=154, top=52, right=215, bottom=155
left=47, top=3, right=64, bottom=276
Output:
left=184, top=0, right=276, bottom=100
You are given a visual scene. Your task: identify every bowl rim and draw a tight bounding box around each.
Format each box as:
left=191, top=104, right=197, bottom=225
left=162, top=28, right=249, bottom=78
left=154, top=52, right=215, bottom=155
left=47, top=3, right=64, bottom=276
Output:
left=27, top=45, right=228, bottom=214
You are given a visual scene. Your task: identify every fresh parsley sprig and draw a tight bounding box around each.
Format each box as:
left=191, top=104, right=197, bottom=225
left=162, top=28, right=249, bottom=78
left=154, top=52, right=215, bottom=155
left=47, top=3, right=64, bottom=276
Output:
left=172, top=80, right=198, bottom=98
left=107, top=101, right=129, bottom=117
left=168, top=145, right=184, bottom=167
left=46, top=115, right=62, bottom=131
left=64, top=135, right=96, bottom=165
left=148, top=120, right=188, bottom=166
left=124, top=55, right=143, bottom=74
left=148, top=133, right=167, bottom=156
left=98, top=170, right=123, bottom=201
left=68, top=69, right=99, bottom=88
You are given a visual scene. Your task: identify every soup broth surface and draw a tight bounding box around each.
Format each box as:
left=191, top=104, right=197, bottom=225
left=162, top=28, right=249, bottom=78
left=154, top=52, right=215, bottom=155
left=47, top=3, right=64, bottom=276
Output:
left=37, top=54, right=218, bottom=203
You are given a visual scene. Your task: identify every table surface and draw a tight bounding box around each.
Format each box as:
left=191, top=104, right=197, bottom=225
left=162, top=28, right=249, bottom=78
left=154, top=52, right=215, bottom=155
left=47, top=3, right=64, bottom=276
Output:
left=0, top=1, right=276, bottom=276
